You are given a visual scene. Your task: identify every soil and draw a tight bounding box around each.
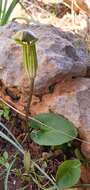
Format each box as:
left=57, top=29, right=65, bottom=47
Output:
left=0, top=109, right=83, bottom=190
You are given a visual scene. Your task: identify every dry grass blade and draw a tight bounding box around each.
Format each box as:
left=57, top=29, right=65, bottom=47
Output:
left=0, top=122, right=23, bottom=149
left=0, top=129, right=24, bottom=154
left=4, top=158, right=16, bottom=190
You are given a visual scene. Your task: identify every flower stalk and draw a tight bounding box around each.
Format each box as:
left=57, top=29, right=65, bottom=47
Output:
left=13, top=30, right=38, bottom=125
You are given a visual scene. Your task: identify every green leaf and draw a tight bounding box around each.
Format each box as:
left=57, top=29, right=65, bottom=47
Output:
left=0, top=110, right=3, bottom=116
left=24, top=151, right=31, bottom=173
left=5, top=162, right=9, bottom=169
left=0, top=157, right=5, bottom=165
left=1, top=0, right=19, bottom=25
left=0, top=0, right=3, bottom=19
left=3, top=151, right=8, bottom=160
left=56, top=159, right=81, bottom=189
left=0, top=103, right=10, bottom=120
left=30, top=113, right=77, bottom=145
left=2, top=0, right=8, bottom=18
left=3, top=106, right=10, bottom=120
left=74, top=148, right=85, bottom=162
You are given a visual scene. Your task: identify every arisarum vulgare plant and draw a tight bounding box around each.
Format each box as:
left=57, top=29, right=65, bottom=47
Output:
left=13, top=30, right=38, bottom=122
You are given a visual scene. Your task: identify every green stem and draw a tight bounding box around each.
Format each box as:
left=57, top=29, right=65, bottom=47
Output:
left=25, top=77, right=34, bottom=124
left=24, top=77, right=34, bottom=147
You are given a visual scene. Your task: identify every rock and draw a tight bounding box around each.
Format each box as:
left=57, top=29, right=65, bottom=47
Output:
left=30, top=78, right=90, bottom=158
left=0, top=22, right=87, bottom=95
left=50, top=78, right=90, bottom=158
left=81, top=164, right=90, bottom=190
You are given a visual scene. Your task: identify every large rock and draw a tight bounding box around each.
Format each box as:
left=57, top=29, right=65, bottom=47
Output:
left=50, top=78, right=90, bottom=158
left=0, top=22, right=87, bottom=95
left=30, top=78, right=90, bottom=158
